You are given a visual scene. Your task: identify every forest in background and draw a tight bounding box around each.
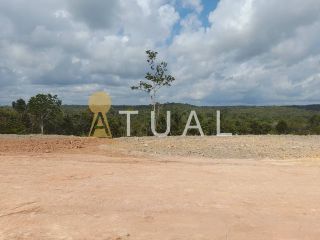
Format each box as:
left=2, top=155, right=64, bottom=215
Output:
left=1, top=51, right=319, bottom=137
left=1, top=98, right=320, bottom=137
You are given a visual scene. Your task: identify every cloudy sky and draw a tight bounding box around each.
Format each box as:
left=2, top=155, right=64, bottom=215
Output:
left=0, top=0, right=320, bottom=106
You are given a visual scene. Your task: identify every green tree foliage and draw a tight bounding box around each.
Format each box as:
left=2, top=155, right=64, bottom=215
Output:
left=12, top=98, right=31, bottom=131
left=27, top=94, right=62, bottom=134
left=308, top=115, right=320, bottom=134
left=12, top=99, right=27, bottom=114
left=249, top=121, right=272, bottom=134
left=131, top=50, right=175, bottom=113
left=1, top=97, right=320, bottom=136
left=0, top=108, right=26, bottom=134
left=276, top=120, right=289, bottom=134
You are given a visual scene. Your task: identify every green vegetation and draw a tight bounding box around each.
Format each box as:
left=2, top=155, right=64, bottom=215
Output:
left=131, top=50, right=175, bottom=114
left=0, top=95, right=319, bottom=137
left=27, top=94, right=62, bottom=134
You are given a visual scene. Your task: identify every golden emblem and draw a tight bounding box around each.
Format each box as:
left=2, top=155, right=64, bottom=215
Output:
left=88, top=91, right=112, bottom=138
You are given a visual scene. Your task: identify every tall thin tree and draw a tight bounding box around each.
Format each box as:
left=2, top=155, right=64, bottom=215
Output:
left=131, top=50, right=175, bottom=113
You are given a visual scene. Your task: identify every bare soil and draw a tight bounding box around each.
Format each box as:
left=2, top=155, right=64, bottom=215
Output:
left=0, top=135, right=320, bottom=239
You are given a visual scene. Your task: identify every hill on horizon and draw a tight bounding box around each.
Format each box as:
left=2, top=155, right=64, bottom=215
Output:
left=1, top=103, right=320, bottom=136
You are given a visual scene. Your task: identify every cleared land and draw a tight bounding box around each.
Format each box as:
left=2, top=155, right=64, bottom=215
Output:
left=0, top=135, right=320, bottom=240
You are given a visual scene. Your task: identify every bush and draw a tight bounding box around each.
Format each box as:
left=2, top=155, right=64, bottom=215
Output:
left=276, top=120, right=289, bottom=134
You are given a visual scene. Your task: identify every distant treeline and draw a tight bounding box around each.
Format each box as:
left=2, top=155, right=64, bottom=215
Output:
left=1, top=96, right=320, bottom=137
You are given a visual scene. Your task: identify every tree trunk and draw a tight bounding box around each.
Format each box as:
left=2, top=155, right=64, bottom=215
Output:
left=151, top=94, right=156, bottom=115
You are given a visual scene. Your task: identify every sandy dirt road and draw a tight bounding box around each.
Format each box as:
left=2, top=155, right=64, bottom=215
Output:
left=0, top=135, right=320, bottom=240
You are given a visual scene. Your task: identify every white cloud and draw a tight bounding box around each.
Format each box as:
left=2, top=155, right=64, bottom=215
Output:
left=181, top=0, right=203, bottom=13
left=168, top=0, right=320, bottom=105
left=0, top=0, right=320, bottom=105
left=180, top=13, right=202, bottom=32
left=0, top=0, right=180, bottom=104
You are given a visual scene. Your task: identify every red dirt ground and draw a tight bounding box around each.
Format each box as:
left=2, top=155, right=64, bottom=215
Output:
left=0, top=135, right=320, bottom=240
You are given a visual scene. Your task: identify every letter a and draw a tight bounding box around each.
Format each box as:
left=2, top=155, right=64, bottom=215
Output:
left=182, top=111, right=204, bottom=136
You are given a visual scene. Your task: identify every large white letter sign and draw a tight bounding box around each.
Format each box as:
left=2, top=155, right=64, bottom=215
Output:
left=182, top=111, right=204, bottom=136
left=151, top=111, right=171, bottom=137
left=119, top=111, right=139, bottom=137
left=216, top=110, right=232, bottom=136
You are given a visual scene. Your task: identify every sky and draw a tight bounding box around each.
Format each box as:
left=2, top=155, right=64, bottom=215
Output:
left=0, top=0, right=320, bottom=106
